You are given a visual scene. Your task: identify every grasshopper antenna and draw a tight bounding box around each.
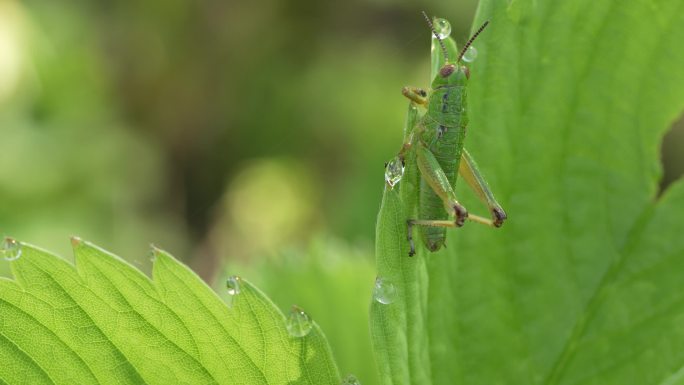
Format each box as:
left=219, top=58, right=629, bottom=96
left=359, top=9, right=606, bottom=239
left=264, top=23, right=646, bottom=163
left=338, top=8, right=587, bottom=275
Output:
left=457, top=20, right=489, bottom=63
left=421, top=11, right=449, bottom=63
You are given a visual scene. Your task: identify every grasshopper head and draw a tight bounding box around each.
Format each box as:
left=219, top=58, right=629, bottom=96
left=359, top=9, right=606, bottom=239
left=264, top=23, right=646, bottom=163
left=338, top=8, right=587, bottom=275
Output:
left=422, top=14, right=488, bottom=87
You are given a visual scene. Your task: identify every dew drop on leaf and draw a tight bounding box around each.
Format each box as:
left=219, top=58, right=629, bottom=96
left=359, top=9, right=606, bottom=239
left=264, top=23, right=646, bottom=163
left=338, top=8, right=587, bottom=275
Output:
left=225, top=275, right=241, bottom=308
left=434, top=18, right=451, bottom=39
left=341, top=374, right=361, bottom=385
left=373, top=277, right=397, bottom=305
left=286, top=305, right=312, bottom=338
left=2, top=238, right=22, bottom=261
left=384, top=157, right=404, bottom=189
left=226, top=275, right=241, bottom=296
left=462, top=46, right=478, bottom=63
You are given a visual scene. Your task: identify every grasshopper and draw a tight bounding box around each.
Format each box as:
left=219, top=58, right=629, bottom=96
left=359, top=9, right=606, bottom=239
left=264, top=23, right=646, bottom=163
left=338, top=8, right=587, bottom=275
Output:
left=387, top=13, right=506, bottom=256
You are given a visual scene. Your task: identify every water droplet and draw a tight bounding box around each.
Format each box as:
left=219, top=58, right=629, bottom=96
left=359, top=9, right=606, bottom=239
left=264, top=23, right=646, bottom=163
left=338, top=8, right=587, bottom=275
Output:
left=462, top=46, right=478, bottom=63
left=286, top=305, right=312, bottom=338
left=2, top=238, right=22, bottom=261
left=341, top=374, right=361, bottom=385
left=225, top=275, right=242, bottom=308
left=226, top=275, right=241, bottom=296
left=384, top=157, right=404, bottom=188
left=373, top=277, right=397, bottom=305
left=434, top=18, right=451, bottom=39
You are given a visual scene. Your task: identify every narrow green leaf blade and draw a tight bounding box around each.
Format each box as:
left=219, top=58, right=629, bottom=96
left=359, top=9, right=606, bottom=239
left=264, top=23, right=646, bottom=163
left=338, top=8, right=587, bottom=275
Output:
left=370, top=179, right=430, bottom=384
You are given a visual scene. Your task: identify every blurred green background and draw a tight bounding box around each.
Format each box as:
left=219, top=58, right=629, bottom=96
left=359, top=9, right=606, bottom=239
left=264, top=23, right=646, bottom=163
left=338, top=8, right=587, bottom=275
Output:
left=1, top=0, right=682, bottom=383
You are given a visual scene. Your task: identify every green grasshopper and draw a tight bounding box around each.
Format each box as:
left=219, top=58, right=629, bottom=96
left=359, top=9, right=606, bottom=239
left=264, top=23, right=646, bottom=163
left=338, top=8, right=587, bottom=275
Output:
left=386, top=13, right=506, bottom=256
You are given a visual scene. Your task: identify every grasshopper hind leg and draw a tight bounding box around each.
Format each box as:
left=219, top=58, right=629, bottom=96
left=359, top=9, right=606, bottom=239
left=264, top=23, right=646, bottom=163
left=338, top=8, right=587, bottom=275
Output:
left=459, top=148, right=507, bottom=227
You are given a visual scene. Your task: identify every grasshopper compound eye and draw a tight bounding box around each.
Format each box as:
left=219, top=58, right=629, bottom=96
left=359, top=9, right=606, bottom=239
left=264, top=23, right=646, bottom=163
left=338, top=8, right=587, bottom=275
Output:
left=439, top=64, right=456, bottom=78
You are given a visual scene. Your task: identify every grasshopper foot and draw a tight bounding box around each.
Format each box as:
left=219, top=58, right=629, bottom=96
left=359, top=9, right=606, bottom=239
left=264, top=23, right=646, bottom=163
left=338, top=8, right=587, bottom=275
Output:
left=454, top=204, right=468, bottom=227
left=492, top=207, right=507, bottom=227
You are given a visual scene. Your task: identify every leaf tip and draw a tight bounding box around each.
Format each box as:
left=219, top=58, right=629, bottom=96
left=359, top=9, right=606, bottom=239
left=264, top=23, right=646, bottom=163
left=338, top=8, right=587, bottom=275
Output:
left=149, top=244, right=163, bottom=262
left=70, top=236, right=82, bottom=248
left=149, top=245, right=177, bottom=267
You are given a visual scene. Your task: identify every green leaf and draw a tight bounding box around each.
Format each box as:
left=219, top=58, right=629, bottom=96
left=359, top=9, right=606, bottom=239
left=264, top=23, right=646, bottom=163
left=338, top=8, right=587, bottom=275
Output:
left=371, top=1, right=684, bottom=384
left=0, top=239, right=340, bottom=384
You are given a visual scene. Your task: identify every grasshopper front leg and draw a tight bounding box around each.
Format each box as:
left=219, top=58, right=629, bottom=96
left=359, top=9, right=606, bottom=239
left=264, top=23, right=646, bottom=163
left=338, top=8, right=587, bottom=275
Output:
left=396, top=86, right=428, bottom=161
left=406, top=140, right=468, bottom=256
left=459, top=148, right=507, bottom=227
left=402, top=86, right=429, bottom=107
left=387, top=87, right=426, bottom=191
